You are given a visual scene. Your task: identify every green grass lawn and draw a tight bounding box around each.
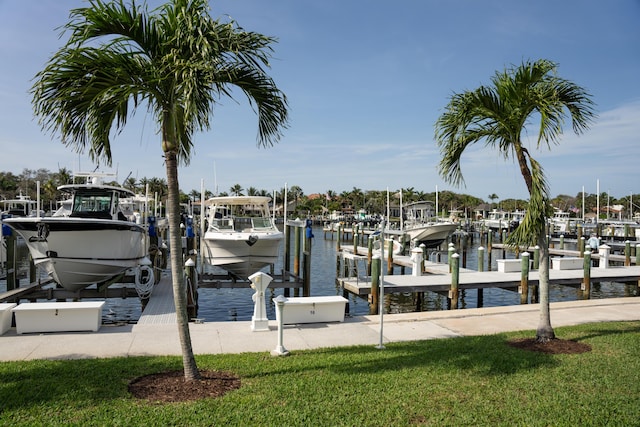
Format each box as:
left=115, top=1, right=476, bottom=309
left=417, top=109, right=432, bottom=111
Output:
left=1, top=321, right=639, bottom=426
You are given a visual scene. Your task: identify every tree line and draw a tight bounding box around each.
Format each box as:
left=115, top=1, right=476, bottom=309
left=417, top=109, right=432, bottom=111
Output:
left=1, top=167, right=636, bottom=219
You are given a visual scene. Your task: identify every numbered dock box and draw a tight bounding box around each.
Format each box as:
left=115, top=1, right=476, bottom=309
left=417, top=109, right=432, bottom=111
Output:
left=12, top=301, right=105, bottom=334
left=0, top=303, right=16, bottom=335
left=278, top=296, right=348, bottom=324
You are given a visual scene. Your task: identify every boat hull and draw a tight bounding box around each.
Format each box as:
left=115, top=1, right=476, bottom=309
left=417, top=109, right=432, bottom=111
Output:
left=202, top=230, right=283, bottom=279
left=4, top=217, right=146, bottom=291
left=405, top=222, right=458, bottom=248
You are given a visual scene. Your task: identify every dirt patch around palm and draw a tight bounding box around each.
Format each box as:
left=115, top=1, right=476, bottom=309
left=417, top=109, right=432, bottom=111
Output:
left=129, top=370, right=241, bottom=403
left=507, top=338, right=592, bottom=354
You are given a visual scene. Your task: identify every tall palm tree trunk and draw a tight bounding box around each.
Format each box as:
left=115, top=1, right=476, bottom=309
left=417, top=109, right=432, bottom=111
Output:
left=535, top=233, right=555, bottom=342
left=164, top=149, right=200, bottom=380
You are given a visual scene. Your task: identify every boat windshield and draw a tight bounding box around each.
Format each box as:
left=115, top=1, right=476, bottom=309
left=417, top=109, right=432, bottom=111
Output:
left=252, top=217, right=273, bottom=229
left=211, top=218, right=234, bottom=230
left=71, top=192, right=113, bottom=218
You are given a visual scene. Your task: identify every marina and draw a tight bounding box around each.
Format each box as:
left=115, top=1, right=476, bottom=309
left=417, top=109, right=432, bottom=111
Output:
left=2, top=217, right=640, bottom=327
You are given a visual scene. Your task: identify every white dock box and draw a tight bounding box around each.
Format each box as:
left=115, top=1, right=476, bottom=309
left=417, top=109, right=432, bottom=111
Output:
left=277, top=296, right=348, bottom=324
left=12, top=301, right=105, bottom=334
left=552, top=257, right=584, bottom=270
left=0, top=303, right=16, bottom=335
left=496, top=259, right=524, bottom=273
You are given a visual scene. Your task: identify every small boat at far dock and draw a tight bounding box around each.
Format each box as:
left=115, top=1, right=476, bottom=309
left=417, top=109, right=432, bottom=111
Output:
left=3, top=173, right=150, bottom=291
left=402, top=201, right=458, bottom=248
left=202, top=195, right=283, bottom=279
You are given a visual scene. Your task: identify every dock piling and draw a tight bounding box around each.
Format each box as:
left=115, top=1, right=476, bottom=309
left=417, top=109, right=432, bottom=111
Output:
left=449, top=253, right=460, bottom=309
left=582, top=250, right=591, bottom=298
left=370, top=256, right=380, bottom=315
left=520, top=252, right=530, bottom=304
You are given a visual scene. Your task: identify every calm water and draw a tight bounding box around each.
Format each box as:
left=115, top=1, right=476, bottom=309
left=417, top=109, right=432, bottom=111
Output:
left=2, top=226, right=638, bottom=323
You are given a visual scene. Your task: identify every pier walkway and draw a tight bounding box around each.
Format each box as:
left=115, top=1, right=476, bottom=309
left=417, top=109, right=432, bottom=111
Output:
left=1, top=274, right=639, bottom=361
left=339, top=264, right=640, bottom=295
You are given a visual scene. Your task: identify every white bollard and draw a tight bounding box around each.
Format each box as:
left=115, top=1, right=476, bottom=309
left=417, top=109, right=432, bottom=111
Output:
left=249, top=272, right=272, bottom=331
left=598, top=244, right=611, bottom=269
left=271, top=295, right=290, bottom=356
left=410, top=247, right=423, bottom=277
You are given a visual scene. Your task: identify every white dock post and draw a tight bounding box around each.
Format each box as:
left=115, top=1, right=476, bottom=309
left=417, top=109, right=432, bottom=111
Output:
left=249, top=272, right=272, bottom=332
left=271, top=295, right=290, bottom=356
left=598, top=244, right=611, bottom=269
left=410, top=247, right=423, bottom=277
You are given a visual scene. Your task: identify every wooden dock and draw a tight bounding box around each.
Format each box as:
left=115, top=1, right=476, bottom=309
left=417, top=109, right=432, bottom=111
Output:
left=137, top=275, right=176, bottom=325
left=336, top=243, right=640, bottom=304
left=338, top=264, right=640, bottom=296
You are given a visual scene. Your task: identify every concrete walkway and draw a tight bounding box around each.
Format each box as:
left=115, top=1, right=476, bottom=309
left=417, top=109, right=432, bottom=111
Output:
left=1, top=297, right=639, bottom=361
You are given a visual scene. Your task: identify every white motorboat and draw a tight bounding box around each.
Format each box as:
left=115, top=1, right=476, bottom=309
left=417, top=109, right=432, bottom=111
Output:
left=548, top=209, right=572, bottom=233
left=483, top=209, right=519, bottom=231
left=3, top=173, right=149, bottom=291
left=402, top=201, right=458, bottom=248
left=202, top=195, right=283, bottom=279
left=1, top=193, right=43, bottom=218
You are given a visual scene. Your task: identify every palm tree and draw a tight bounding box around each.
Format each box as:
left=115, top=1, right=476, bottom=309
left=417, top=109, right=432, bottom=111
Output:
left=435, top=59, right=595, bottom=342
left=123, top=177, right=138, bottom=192
left=488, top=193, right=499, bottom=208
left=230, top=184, right=244, bottom=196
left=31, top=0, right=288, bottom=380
left=55, top=167, right=73, bottom=187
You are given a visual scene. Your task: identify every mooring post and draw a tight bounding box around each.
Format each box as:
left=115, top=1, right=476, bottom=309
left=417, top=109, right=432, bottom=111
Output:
left=487, top=232, right=493, bottom=271
left=625, top=240, right=631, bottom=266
left=410, top=247, right=423, bottom=277
left=303, top=220, right=313, bottom=296
left=271, top=295, right=289, bottom=357
left=284, top=223, right=292, bottom=297
left=599, top=244, right=611, bottom=269
left=6, top=231, right=16, bottom=291
left=184, top=258, right=198, bottom=320
left=476, top=243, right=484, bottom=306
left=370, top=255, right=380, bottom=315
left=520, top=252, right=530, bottom=304
left=579, top=236, right=585, bottom=257
left=582, top=250, right=591, bottom=298
left=387, top=239, right=394, bottom=275
left=249, top=272, right=272, bottom=332
left=559, top=235, right=565, bottom=250
left=449, top=253, right=460, bottom=309
left=367, top=237, right=373, bottom=275
left=352, top=223, right=358, bottom=254
left=293, top=225, right=301, bottom=278
left=533, top=245, right=540, bottom=270
left=461, top=233, right=468, bottom=268
left=29, top=254, right=36, bottom=284
left=448, top=243, right=455, bottom=273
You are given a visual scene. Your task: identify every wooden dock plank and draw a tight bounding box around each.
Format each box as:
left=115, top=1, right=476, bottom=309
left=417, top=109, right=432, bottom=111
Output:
left=137, top=276, right=176, bottom=325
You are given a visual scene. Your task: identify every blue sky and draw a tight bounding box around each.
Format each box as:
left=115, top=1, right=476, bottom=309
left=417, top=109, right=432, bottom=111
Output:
left=0, top=0, right=639, bottom=202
